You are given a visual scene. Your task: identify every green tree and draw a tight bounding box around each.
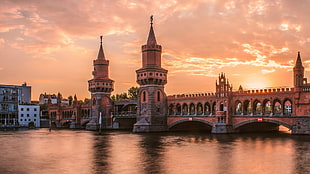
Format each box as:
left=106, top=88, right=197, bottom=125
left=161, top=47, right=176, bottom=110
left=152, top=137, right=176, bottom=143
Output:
left=68, top=96, right=73, bottom=105
left=128, top=86, right=139, bottom=100
left=83, top=98, right=90, bottom=104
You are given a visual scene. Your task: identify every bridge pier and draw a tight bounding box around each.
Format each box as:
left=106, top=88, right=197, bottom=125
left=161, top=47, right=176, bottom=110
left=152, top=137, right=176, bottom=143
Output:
left=211, top=123, right=234, bottom=134
left=70, top=121, right=81, bottom=129
left=292, top=117, right=310, bottom=135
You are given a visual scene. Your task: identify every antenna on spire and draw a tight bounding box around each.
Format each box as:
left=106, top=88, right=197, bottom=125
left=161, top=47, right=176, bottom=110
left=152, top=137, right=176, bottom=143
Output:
left=150, top=15, right=153, bottom=25
left=100, top=36, right=103, bottom=45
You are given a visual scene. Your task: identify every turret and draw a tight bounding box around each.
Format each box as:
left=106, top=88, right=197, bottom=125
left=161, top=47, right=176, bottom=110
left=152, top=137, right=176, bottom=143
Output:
left=293, top=51, right=305, bottom=87
left=133, top=16, right=168, bottom=133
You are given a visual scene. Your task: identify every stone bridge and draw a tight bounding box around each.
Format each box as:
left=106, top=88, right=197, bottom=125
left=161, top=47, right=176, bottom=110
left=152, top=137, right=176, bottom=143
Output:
left=167, top=115, right=310, bottom=134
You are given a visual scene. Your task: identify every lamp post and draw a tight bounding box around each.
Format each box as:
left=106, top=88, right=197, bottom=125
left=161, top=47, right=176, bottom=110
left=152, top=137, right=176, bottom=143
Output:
left=99, top=112, right=102, bottom=134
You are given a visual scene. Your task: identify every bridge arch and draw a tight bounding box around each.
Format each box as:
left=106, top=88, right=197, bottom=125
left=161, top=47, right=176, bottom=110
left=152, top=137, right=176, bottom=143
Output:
left=168, top=118, right=214, bottom=129
left=233, top=119, right=292, bottom=131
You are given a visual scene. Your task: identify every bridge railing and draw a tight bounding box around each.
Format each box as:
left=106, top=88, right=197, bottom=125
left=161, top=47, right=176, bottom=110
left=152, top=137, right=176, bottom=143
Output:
left=168, top=92, right=216, bottom=99
left=112, top=111, right=137, bottom=117
left=236, top=87, right=294, bottom=94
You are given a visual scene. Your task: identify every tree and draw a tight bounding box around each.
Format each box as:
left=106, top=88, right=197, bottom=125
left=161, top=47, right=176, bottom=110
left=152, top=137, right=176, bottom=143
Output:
left=83, top=98, right=90, bottom=104
left=111, top=86, right=140, bottom=102
left=68, top=96, right=73, bottom=105
left=128, top=86, right=139, bottom=100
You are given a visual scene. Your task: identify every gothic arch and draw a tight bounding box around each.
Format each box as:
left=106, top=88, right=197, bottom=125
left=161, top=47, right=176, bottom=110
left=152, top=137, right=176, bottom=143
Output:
left=168, top=104, right=174, bottom=116
left=253, top=99, right=262, bottom=115
left=212, top=102, right=216, bottom=115
left=273, top=98, right=282, bottom=116
left=197, top=103, right=203, bottom=115
left=283, top=98, right=292, bottom=116
left=235, top=100, right=242, bottom=115
left=204, top=102, right=210, bottom=115
left=263, top=99, right=271, bottom=115
left=243, top=100, right=251, bottom=115
left=182, top=103, right=188, bottom=115
left=189, top=103, right=195, bottom=115
left=176, top=103, right=181, bottom=115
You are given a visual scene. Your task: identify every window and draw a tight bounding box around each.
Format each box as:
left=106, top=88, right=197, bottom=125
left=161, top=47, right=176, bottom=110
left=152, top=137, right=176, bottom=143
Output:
left=27, top=114, right=29, bottom=117
left=34, top=114, right=37, bottom=117
left=21, top=108, right=24, bottom=111
left=34, top=119, right=36, bottom=121
left=34, top=108, right=37, bottom=111
left=29, top=119, right=31, bottom=121
left=143, top=91, right=146, bottom=102
left=20, top=119, right=23, bottom=122
left=27, top=108, right=29, bottom=111
left=157, top=91, right=160, bottom=102
left=21, top=114, right=24, bottom=117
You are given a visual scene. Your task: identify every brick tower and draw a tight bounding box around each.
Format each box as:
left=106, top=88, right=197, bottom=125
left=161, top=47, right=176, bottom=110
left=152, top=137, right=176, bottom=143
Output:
left=133, top=16, right=168, bottom=132
left=86, top=36, right=114, bottom=130
left=293, top=51, right=306, bottom=88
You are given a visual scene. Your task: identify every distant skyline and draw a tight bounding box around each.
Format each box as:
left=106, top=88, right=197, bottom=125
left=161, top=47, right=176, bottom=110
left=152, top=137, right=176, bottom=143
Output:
left=1, top=0, right=310, bottom=100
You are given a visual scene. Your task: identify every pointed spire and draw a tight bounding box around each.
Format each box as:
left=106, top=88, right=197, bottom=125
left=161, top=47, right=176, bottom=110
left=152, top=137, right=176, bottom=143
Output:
left=295, top=51, right=303, bottom=68
left=97, top=36, right=105, bottom=59
left=147, top=15, right=157, bottom=46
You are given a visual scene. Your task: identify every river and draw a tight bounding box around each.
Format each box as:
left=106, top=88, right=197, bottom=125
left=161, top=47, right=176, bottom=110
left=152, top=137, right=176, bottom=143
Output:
left=0, top=129, right=310, bottom=174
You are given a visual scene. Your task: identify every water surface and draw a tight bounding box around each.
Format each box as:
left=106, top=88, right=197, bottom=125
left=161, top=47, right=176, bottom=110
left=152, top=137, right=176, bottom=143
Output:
left=0, top=129, right=310, bottom=174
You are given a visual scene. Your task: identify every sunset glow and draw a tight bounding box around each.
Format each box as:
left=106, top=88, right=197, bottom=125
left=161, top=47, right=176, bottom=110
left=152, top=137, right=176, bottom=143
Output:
left=1, top=0, right=310, bottom=100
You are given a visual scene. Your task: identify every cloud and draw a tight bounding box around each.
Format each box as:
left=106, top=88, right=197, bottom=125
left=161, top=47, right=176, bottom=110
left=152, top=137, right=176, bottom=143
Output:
left=1, top=0, right=310, bottom=98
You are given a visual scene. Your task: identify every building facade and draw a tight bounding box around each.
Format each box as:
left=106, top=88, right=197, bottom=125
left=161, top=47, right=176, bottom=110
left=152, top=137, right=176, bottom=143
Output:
left=0, top=83, right=31, bottom=127
left=18, top=104, right=40, bottom=127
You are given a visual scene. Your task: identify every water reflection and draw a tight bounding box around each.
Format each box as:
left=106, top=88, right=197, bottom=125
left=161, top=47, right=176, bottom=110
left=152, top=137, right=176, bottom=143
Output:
left=138, top=133, right=165, bottom=174
left=294, top=136, right=310, bottom=173
left=0, top=129, right=310, bottom=174
left=92, top=133, right=111, bottom=173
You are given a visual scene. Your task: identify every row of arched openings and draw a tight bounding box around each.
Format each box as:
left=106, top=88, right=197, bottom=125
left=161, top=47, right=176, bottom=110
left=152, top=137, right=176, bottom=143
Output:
left=168, top=98, right=293, bottom=116
left=168, top=102, right=216, bottom=116
left=235, top=99, right=292, bottom=116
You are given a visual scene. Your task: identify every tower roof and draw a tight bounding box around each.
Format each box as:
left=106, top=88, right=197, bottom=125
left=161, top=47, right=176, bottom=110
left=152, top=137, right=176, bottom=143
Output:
left=97, top=36, right=105, bottom=60
left=147, top=15, right=157, bottom=46
left=295, top=51, right=303, bottom=68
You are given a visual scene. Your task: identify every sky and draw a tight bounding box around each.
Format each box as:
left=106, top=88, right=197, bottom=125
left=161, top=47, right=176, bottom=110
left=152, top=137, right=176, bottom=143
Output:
left=1, top=0, right=310, bottom=101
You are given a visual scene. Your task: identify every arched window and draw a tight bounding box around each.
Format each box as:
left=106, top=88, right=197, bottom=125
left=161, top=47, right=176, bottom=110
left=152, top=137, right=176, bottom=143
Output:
left=168, top=104, right=174, bottom=116
left=243, top=100, right=251, bottom=115
left=197, top=103, right=203, bottom=115
left=143, top=91, right=146, bottom=102
left=235, top=101, right=242, bottom=115
left=284, top=99, right=292, bottom=116
left=190, top=103, right=195, bottom=115
left=176, top=104, right=181, bottom=115
left=263, top=100, right=271, bottom=115
left=220, top=102, right=224, bottom=111
left=157, top=91, right=160, bottom=102
left=253, top=100, right=262, bottom=115
left=182, top=103, right=188, bottom=115
left=273, top=99, right=282, bottom=116
left=92, top=98, right=96, bottom=106
left=212, top=102, right=216, bottom=115
left=204, top=102, right=210, bottom=115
